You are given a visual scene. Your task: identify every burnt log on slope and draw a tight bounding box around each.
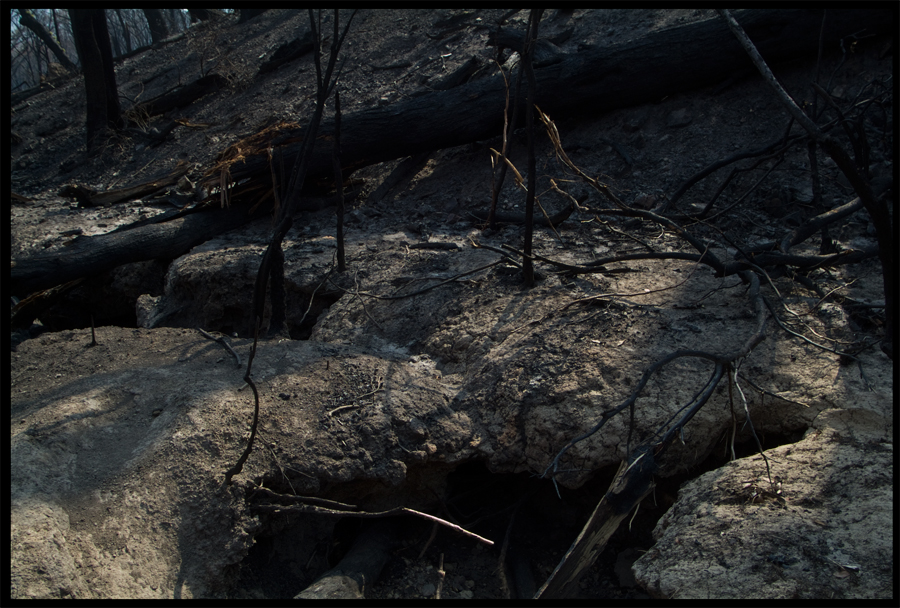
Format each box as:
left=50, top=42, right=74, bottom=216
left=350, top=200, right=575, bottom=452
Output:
left=225, top=8, right=891, bottom=184
left=11, top=9, right=890, bottom=298
left=10, top=201, right=270, bottom=297
left=9, top=187, right=359, bottom=297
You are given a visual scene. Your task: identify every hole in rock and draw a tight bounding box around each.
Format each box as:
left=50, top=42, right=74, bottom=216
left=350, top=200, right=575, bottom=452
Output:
left=30, top=275, right=142, bottom=332
left=287, top=291, right=343, bottom=340
left=234, top=424, right=812, bottom=599
left=233, top=460, right=667, bottom=599
left=194, top=285, right=343, bottom=340
left=17, top=259, right=169, bottom=334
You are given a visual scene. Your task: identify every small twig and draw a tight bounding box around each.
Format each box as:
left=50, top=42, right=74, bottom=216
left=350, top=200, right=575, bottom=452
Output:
left=250, top=486, right=358, bottom=511
left=329, top=269, right=385, bottom=331
left=534, top=195, right=562, bottom=241
left=327, top=383, right=384, bottom=417
left=665, top=128, right=801, bottom=213
left=263, top=441, right=297, bottom=495
left=601, top=218, right=655, bottom=252
left=330, top=258, right=505, bottom=301
left=435, top=553, right=445, bottom=600
left=739, top=375, right=811, bottom=408
left=487, top=60, right=512, bottom=230
left=198, top=327, right=242, bottom=367
left=326, top=403, right=361, bottom=417
left=627, top=501, right=640, bottom=532
left=500, top=241, right=711, bottom=277
left=298, top=262, right=337, bottom=329
left=809, top=281, right=853, bottom=315
left=253, top=502, right=494, bottom=545
left=698, top=155, right=784, bottom=223
left=468, top=240, right=523, bottom=269
left=731, top=363, right=773, bottom=483
left=560, top=254, right=705, bottom=311
left=224, top=317, right=262, bottom=485
left=727, top=379, right=738, bottom=461
left=497, top=501, right=521, bottom=599
left=763, top=295, right=874, bottom=391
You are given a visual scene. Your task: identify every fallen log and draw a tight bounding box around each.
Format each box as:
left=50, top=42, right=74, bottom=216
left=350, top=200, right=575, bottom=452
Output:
left=258, top=30, right=313, bottom=75
left=212, top=8, right=892, bottom=187
left=138, top=73, right=228, bottom=118
left=10, top=187, right=360, bottom=297
left=10, top=201, right=269, bottom=296
left=58, top=161, right=190, bottom=207
left=294, top=520, right=398, bottom=600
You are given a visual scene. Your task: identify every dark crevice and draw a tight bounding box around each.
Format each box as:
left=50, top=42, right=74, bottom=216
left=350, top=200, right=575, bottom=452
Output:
left=287, top=290, right=343, bottom=340
left=235, top=424, right=812, bottom=598
left=23, top=265, right=344, bottom=343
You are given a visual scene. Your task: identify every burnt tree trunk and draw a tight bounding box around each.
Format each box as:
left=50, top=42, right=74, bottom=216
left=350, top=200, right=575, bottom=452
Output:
left=69, top=9, right=123, bottom=153
left=142, top=9, right=170, bottom=44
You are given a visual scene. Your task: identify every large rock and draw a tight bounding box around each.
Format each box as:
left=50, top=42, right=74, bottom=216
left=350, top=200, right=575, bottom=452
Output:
left=633, top=404, right=893, bottom=600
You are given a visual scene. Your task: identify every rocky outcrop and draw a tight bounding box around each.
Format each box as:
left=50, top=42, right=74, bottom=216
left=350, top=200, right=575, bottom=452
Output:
left=10, top=328, right=459, bottom=598
left=633, top=405, right=893, bottom=600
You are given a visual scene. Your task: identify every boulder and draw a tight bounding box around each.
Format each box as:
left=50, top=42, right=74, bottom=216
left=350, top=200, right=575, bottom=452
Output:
left=633, top=404, right=893, bottom=599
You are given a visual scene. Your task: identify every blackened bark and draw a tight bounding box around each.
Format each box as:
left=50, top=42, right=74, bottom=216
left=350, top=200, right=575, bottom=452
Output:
left=69, top=9, right=123, bottom=154
left=142, top=9, right=170, bottom=44
left=224, top=9, right=893, bottom=188
left=10, top=202, right=271, bottom=296
left=238, top=9, right=269, bottom=24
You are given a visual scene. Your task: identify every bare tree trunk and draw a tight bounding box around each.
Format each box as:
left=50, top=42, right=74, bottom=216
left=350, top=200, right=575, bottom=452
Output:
left=17, top=9, right=77, bottom=73
left=108, top=16, right=122, bottom=59
left=52, top=9, right=63, bottom=51
left=69, top=9, right=123, bottom=154
left=166, top=8, right=188, bottom=33
left=142, top=9, right=169, bottom=44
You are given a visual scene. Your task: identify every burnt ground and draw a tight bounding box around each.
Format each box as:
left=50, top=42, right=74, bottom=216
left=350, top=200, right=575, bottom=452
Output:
left=9, top=9, right=895, bottom=600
